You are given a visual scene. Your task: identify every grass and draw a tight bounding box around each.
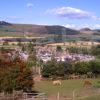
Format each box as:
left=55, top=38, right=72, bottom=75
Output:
left=78, top=95, right=100, bottom=100
left=34, top=78, right=100, bottom=96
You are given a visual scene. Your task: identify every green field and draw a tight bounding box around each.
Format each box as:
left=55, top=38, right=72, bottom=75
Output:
left=78, top=95, right=100, bottom=100
left=35, top=79, right=82, bottom=95
left=34, top=79, right=100, bottom=99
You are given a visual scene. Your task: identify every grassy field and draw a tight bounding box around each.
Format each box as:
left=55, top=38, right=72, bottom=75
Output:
left=78, top=95, right=100, bottom=100
left=34, top=79, right=100, bottom=99
left=35, top=79, right=82, bottom=95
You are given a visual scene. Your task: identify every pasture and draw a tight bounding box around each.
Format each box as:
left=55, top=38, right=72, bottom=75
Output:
left=34, top=79, right=100, bottom=99
left=78, top=95, right=100, bottom=100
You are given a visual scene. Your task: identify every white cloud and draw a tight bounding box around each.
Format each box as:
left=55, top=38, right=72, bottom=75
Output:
left=92, top=16, right=100, bottom=20
left=80, top=24, right=100, bottom=29
left=46, top=7, right=91, bottom=19
left=63, top=24, right=100, bottom=29
left=46, top=7, right=100, bottom=20
left=63, top=24, right=76, bottom=29
left=93, top=24, right=100, bottom=29
left=63, top=24, right=86, bottom=29
left=27, top=3, right=33, bottom=8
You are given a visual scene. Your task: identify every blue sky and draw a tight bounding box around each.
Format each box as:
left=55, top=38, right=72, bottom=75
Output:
left=0, top=0, right=100, bottom=29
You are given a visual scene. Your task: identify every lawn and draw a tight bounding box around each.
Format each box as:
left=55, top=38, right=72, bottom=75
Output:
left=34, top=79, right=100, bottom=96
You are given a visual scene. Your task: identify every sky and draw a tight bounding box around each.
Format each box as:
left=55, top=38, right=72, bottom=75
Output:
left=0, top=0, right=100, bottom=29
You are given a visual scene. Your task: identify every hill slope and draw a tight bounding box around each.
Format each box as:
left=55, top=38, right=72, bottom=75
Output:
left=0, top=21, right=100, bottom=42
left=0, top=21, right=80, bottom=37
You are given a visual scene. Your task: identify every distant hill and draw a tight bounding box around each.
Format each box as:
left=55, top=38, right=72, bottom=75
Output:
left=0, top=21, right=100, bottom=42
left=0, top=21, right=12, bottom=26
left=80, top=28, right=93, bottom=35
left=0, top=21, right=80, bottom=37
left=45, top=25, right=79, bottom=35
left=80, top=28, right=92, bottom=31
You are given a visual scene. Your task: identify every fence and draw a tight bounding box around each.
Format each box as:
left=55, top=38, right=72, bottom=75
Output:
left=47, top=87, right=100, bottom=100
left=0, top=92, right=47, bottom=100
left=0, top=88, right=100, bottom=100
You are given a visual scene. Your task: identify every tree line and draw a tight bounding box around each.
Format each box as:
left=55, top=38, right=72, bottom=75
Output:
left=41, top=59, right=100, bottom=79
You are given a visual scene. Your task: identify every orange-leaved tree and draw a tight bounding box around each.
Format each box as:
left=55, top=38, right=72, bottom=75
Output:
left=0, top=56, right=34, bottom=93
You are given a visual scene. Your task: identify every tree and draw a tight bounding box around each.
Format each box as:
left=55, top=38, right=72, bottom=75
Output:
left=89, top=60, right=100, bottom=77
left=41, top=59, right=73, bottom=78
left=56, top=46, right=62, bottom=52
left=41, top=59, right=58, bottom=78
left=74, top=61, right=91, bottom=75
left=91, top=45, right=100, bottom=58
left=0, top=46, right=5, bottom=53
left=62, top=61, right=74, bottom=75
left=0, top=57, right=34, bottom=93
left=27, top=42, right=36, bottom=54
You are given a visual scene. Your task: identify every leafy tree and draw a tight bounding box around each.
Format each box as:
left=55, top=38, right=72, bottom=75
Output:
left=62, top=61, right=74, bottom=74
left=89, top=60, right=100, bottom=77
left=0, top=57, right=34, bottom=93
left=74, top=61, right=91, bottom=75
left=31, top=39, right=36, bottom=46
left=56, top=46, right=63, bottom=52
left=41, top=59, right=58, bottom=78
left=91, top=45, right=100, bottom=58
left=0, top=46, right=5, bottom=53
left=27, top=42, right=36, bottom=54
left=41, top=59, right=73, bottom=78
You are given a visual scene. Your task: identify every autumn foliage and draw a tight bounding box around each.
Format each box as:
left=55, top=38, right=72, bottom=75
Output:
left=0, top=55, right=34, bottom=93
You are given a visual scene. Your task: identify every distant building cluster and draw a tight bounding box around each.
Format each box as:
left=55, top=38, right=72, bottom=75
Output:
left=37, top=46, right=95, bottom=62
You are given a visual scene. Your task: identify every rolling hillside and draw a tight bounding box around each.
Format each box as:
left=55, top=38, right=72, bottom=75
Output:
left=0, top=21, right=80, bottom=37
left=0, top=21, right=100, bottom=42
